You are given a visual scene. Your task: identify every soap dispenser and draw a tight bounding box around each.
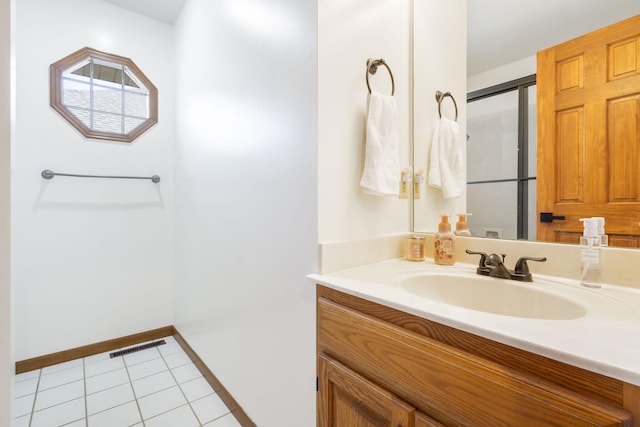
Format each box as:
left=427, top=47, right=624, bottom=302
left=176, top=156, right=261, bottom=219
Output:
left=435, top=215, right=456, bottom=265
left=454, top=213, right=472, bottom=236
left=579, top=218, right=601, bottom=288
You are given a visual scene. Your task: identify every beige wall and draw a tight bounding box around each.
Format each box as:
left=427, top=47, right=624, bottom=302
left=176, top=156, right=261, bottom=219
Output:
left=318, top=0, right=468, bottom=241
left=412, top=0, right=467, bottom=232
left=0, top=0, right=12, bottom=422
left=318, top=0, right=412, bottom=242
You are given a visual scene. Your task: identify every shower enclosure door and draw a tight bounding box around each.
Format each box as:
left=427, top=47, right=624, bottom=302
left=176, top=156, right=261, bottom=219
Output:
left=467, top=78, right=537, bottom=240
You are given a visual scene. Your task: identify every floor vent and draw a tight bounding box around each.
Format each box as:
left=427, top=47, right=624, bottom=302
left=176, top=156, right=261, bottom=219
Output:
left=109, top=339, right=166, bottom=358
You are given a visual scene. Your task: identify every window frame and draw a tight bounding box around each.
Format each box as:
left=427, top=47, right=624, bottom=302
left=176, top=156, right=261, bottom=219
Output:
left=50, top=47, right=158, bottom=143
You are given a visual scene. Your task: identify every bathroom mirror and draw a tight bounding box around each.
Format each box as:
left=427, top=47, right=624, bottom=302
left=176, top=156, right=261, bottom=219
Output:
left=50, top=47, right=158, bottom=143
left=413, top=1, right=640, bottom=248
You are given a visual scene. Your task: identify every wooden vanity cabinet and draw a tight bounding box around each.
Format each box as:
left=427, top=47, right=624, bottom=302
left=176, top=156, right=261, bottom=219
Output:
left=317, top=285, right=638, bottom=426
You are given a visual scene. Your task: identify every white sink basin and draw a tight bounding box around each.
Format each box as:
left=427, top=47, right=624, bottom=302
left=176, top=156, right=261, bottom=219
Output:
left=400, top=273, right=587, bottom=320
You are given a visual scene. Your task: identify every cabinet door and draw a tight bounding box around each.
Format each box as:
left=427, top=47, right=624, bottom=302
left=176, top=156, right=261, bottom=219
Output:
left=318, top=353, right=415, bottom=427
left=415, top=412, right=444, bottom=427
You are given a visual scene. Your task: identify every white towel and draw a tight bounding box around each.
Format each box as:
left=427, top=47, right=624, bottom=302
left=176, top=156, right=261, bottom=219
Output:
left=360, top=91, right=400, bottom=196
left=428, top=117, right=464, bottom=199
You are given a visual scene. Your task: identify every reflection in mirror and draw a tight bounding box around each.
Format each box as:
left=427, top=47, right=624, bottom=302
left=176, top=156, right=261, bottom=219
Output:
left=413, top=3, right=640, bottom=248
left=467, top=76, right=536, bottom=240
left=50, top=47, right=158, bottom=142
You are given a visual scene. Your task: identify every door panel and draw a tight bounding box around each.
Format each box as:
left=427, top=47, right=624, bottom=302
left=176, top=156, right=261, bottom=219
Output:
left=538, top=14, right=640, bottom=246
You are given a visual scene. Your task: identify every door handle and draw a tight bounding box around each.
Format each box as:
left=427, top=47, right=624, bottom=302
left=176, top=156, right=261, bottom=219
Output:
left=540, top=212, right=566, bottom=223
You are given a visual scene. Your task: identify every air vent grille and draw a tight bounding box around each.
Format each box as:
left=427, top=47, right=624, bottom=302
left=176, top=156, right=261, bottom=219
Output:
left=109, top=339, right=166, bottom=358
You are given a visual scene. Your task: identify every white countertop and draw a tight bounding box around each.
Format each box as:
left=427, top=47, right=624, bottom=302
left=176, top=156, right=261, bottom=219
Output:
left=309, top=258, right=640, bottom=387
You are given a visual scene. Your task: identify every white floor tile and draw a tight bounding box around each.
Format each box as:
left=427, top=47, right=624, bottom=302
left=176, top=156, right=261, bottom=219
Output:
left=163, top=351, right=191, bottom=369
left=13, top=414, right=30, bottom=427
left=85, top=355, right=125, bottom=378
left=30, top=396, right=85, bottom=427
left=63, top=420, right=87, bottom=427
left=127, top=357, right=167, bottom=381
left=83, top=350, right=113, bottom=365
left=144, top=404, right=199, bottom=427
left=124, top=347, right=161, bottom=366
left=88, top=401, right=142, bottom=427
left=171, top=363, right=201, bottom=384
left=158, top=341, right=183, bottom=357
left=132, top=370, right=176, bottom=398
left=41, top=358, right=83, bottom=376
left=34, top=379, right=84, bottom=411
left=204, top=413, right=242, bottom=427
left=85, top=367, right=129, bottom=394
left=87, top=383, right=135, bottom=416
left=137, top=385, right=187, bottom=420
left=191, top=393, right=231, bottom=424
left=13, top=393, right=35, bottom=418
left=15, top=369, right=40, bottom=382
left=14, top=376, right=39, bottom=398
left=15, top=336, right=231, bottom=427
left=38, top=365, right=83, bottom=391
left=180, top=376, right=215, bottom=402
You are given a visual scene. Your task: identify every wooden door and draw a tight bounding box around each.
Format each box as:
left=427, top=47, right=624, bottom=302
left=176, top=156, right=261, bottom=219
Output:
left=317, top=353, right=415, bottom=427
left=538, top=14, right=640, bottom=247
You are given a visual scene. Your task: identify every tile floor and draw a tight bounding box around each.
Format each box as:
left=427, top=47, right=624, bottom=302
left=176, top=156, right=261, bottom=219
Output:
left=13, top=336, right=241, bottom=427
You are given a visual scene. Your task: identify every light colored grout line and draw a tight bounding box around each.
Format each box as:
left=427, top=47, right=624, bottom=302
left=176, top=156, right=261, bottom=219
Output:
left=83, top=399, right=137, bottom=419
left=122, top=348, right=150, bottom=427
left=27, top=369, right=41, bottom=427
left=142, top=402, right=195, bottom=425
left=83, top=358, right=88, bottom=427
left=158, top=340, right=205, bottom=426
left=203, top=411, right=236, bottom=427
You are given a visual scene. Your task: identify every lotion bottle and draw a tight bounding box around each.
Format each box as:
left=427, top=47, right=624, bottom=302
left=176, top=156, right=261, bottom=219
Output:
left=435, top=215, right=456, bottom=265
left=580, top=218, right=601, bottom=288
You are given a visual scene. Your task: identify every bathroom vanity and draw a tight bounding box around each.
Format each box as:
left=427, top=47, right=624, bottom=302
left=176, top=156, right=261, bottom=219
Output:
left=312, top=260, right=640, bottom=426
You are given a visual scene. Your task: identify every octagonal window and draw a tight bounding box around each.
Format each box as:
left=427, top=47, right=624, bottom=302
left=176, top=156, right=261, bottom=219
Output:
left=50, top=47, right=158, bottom=142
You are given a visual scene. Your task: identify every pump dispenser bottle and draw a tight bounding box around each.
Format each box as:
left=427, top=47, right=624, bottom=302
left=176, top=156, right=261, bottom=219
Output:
left=580, top=218, right=601, bottom=288
left=593, top=217, right=608, bottom=247
left=435, top=215, right=456, bottom=265
left=454, top=213, right=472, bottom=236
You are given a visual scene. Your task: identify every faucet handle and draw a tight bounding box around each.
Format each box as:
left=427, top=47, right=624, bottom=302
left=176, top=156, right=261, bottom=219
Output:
left=513, top=256, right=547, bottom=281
left=465, top=250, right=487, bottom=266
left=465, top=250, right=491, bottom=275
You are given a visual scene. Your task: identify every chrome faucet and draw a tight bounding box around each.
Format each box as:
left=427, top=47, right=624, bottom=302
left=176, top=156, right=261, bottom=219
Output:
left=466, top=250, right=546, bottom=282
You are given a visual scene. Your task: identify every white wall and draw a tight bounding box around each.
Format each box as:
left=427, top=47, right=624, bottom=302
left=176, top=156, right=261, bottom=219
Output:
left=413, top=0, right=467, bottom=232
left=0, top=0, right=12, bottom=421
left=172, top=0, right=317, bottom=425
left=318, top=0, right=412, bottom=242
left=468, top=55, right=536, bottom=92
left=12, top=0, right=175, bottom=360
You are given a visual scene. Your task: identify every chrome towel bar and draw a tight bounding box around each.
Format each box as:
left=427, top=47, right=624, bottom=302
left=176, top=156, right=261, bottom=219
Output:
left=41, top=169, right=160, bottom=183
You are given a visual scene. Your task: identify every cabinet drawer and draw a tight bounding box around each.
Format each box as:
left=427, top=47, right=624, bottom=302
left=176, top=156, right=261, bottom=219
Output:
left=318, top=296, right=632, bottom=426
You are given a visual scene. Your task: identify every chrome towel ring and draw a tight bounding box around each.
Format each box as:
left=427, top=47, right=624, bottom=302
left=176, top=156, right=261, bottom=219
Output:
left=366, top=58, right=395, bottom=96
left=436, top=90, right=458, bottom=121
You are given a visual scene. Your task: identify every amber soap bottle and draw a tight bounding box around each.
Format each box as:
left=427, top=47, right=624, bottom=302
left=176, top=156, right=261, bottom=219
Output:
left=434, top=215, right=456, bottom=265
